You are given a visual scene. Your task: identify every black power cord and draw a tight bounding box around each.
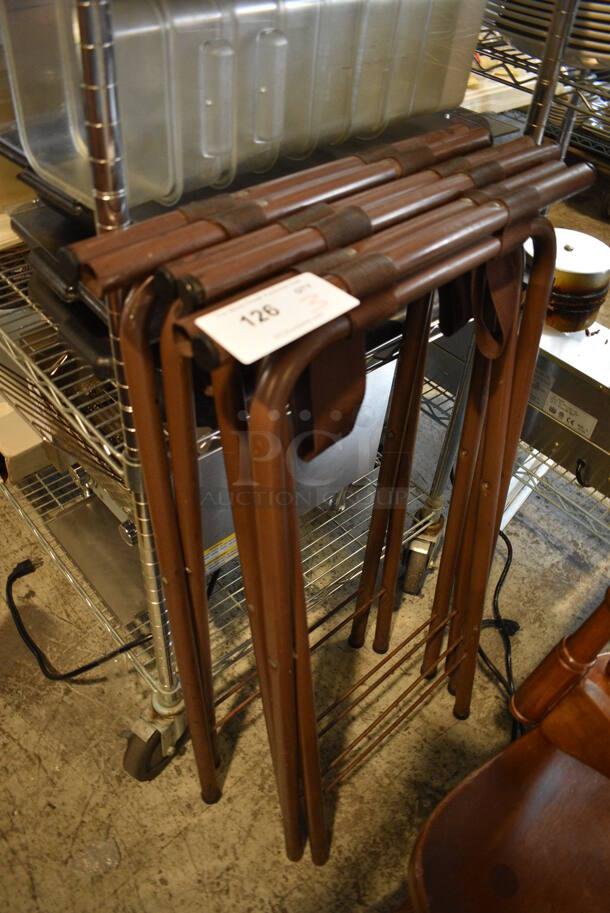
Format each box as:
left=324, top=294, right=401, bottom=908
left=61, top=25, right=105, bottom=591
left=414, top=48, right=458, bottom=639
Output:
left=6, top=558, right=152, bottom=683
left=477, top=530, right=525, bottom=741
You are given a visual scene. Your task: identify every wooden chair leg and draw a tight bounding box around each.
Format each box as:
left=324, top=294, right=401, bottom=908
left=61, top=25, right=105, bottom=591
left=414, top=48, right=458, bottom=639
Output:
left=512, top=588, right=610, bottom=726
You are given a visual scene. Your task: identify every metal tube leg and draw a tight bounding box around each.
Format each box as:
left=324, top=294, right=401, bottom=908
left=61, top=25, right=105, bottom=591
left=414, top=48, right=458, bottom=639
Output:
left=453, top=318, right=520, bottom=719
left=284, top=437, right=329, bottom=866
left=76, top=3, right=183, bottom=714
left=210, top=363, right=277, bottom=765
left=421, top=349, right=491, bottom=677
left=372, top=296, right=433, bottom=654
left=125, top=470, right=220, bottom=801
left=242, top=319, right=349, bottom=861
left=121, top=284, right=219, bottom=802
left=447, top=225, right=555, bottom=705
left=75, top=0, right=130, bottom=234
left=160, top=309, right=218, bottom=758
left=249, top=405, right=304, bottom=861
left=120, top=355, right=182, bottom=707
left=349, top=296, right=433, bottom=648
left=446, top=437, right=485, bottom=694
left=525, top=0, right=580, bottom=144
left=493, top=219, right=557, bottom=539
left=130, top=483, right=178, bottom=699
left=558, top=87, right=580, bottom=160
left=112, top=295, right=183, bottom=705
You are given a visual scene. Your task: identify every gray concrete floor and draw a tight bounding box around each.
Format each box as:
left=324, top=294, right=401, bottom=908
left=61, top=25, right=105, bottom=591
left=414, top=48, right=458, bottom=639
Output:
left=0, top=156, right=609, bottom=913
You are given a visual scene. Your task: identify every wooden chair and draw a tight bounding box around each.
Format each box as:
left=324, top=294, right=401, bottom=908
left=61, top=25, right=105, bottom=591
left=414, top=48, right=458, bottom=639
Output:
left=407, top=587, right=610, bottom=913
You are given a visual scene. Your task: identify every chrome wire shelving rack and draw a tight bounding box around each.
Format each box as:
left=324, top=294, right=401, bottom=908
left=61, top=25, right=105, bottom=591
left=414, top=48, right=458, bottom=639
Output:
left=4, top=377, right=608, bottom=782
left=474, top=26, right=610, bottom=162
left=0, top=247, right=124, bottom=479
left=511, top=442, right=610, bottom=544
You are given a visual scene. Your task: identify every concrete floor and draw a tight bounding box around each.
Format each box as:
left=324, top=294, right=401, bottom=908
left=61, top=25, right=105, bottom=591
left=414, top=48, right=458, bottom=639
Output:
left=0, top=148, right=609, bottom=911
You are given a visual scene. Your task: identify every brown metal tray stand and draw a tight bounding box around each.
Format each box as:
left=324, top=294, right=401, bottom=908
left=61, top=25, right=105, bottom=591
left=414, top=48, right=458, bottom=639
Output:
left=112, top=129, right=593, bottom=858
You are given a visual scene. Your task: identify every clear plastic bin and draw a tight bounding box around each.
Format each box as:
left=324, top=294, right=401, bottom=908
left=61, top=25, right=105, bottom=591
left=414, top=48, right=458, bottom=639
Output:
left=0, top=0, right=486, bottom=207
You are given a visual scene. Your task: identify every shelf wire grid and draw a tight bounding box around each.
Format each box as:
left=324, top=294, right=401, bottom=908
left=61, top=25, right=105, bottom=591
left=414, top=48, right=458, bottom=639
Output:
left=208, top=469, right=432, bottom=690
left=0, top=465, right=163, bottom=690
left=0, top=248, right=124, bottom=478
left=1, top=456, right=457, bottom=792
left=422, top=375, right=610, bottom=543
left=206, top=468, right=464, bottom=788
left=207, top=391, right=609, bottom=787
left=474, top=27, right=610, bottom=160
left=514, top=442, right=610, bottom=542
left=1, top=458, right=433, bottom=701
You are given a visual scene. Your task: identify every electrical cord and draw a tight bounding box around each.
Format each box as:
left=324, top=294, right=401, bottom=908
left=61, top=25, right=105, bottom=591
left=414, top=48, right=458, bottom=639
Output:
left=6, top=558, right=152, bottom=683
left=476, top=529, right=525, bottom=740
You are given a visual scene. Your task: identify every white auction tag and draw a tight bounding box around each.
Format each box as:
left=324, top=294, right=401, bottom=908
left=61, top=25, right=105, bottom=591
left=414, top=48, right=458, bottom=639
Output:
left=194, top=273, right=359, bottom=365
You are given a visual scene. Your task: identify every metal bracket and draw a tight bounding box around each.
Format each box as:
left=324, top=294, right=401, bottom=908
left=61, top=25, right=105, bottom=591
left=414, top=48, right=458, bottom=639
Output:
left=131, top=702, right=187, bottom=759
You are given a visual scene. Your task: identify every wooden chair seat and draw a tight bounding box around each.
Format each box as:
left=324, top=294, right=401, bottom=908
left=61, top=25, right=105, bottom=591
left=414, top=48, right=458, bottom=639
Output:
left=409, top=726, right=610, bottom=912
left=408, top=585, right=610, bottom=913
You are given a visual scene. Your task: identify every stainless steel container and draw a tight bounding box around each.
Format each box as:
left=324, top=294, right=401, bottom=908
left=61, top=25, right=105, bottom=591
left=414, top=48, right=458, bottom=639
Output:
left=0, top=0, right=486, bottom=207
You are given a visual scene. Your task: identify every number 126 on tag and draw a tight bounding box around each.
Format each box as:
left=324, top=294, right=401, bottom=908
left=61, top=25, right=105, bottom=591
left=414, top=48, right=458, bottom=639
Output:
left=194, top=272, right=359, bottom=365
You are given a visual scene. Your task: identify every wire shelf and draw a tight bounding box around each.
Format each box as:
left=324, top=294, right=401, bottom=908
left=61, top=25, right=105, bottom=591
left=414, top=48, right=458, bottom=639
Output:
left=208, top=470, right=432, bottom=689
left=421, top=376, right=610, bottom=544
left=1, top=466, right=162, bottom=690
left=514, top=442, right=610, bottom=543
left=420, top=376, right=454, bottom=427
left=205, top=469, right=456, bottom=784
left=3, top=377, right=607, bottom=793
left=474, top=28, right=610, bottom=160
left=1, top=454, right=435, bottom=703
left=0, top=248, right=124, bottom=478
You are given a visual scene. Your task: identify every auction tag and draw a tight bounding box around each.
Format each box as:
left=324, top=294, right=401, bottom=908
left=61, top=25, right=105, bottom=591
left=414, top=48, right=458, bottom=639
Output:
left=194, top=273, right=359, bottom=365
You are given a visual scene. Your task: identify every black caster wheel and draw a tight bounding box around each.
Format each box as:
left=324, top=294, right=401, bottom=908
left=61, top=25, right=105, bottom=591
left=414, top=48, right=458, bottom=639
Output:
left=123, top=729, right=177, bottom=781
left=403, top=543, right=433, bottom=596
